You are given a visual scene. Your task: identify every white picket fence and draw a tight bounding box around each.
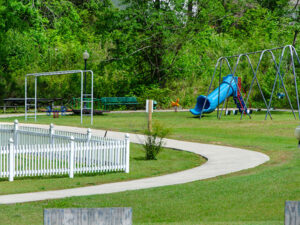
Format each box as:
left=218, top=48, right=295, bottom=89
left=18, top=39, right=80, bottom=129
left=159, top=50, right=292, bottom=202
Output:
left=0, top=120, right=130, bottom=181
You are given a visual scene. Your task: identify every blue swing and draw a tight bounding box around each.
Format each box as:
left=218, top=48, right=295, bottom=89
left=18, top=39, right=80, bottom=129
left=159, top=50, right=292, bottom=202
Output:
left=277, top=92, right=285, bottom=99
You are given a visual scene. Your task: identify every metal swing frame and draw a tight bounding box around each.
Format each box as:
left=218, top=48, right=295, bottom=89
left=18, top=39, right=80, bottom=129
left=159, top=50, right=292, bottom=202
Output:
left=200, top=45, right=300, bottom=120
left=25, top=70, right=94, bottom=125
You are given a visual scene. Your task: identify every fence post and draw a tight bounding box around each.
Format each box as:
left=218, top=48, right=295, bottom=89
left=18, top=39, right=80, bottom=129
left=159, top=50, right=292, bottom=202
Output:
left=49, top=123, right=54, bottom=145
left=13, top=119, right=19, bottom=146
left=69, top=136, right=74, bottom=178
left=87, top=128, right=91, bottom=142
left=9, top=138, right=15, bottom=182
left=125, top=133, right=130, bottom=173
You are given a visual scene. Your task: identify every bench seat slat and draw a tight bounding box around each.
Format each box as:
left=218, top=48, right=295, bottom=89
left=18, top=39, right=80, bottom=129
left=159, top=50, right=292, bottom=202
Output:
left=100, top=97, right=138, bottom=109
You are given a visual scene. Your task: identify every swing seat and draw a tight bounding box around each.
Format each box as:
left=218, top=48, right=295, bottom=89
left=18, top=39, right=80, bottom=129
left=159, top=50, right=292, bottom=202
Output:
left=277, top=92, right=285, bottom=99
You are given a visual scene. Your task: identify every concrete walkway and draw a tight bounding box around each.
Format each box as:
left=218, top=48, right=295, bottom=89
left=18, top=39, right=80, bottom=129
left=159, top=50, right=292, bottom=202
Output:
left=0, top=123, right=269, bottom=204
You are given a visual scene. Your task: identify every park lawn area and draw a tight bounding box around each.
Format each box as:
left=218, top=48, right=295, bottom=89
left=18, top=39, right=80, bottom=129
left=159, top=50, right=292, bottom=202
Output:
left=0, top=143, right=203, bottom=195
left=0, top=111, right=299, bottom=225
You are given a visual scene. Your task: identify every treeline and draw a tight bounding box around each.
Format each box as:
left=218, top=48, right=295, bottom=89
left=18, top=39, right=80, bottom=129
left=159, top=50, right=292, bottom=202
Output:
left=0, top=0, right=299, bottom=109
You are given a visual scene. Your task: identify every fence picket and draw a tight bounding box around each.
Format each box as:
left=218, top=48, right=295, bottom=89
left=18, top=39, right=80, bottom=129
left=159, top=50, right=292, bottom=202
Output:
left=0, top=122, right=130, bottom=181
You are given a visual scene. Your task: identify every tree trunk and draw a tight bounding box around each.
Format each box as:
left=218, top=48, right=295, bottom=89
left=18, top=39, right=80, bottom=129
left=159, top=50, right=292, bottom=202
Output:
left=292, top=30, right=298, bottom=47
left=188, top=0, right=193, bottom=18
left=154, top=0, right=160, bottom=10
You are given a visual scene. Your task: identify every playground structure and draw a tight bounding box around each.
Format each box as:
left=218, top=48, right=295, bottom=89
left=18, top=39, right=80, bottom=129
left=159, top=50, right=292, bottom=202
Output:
left=46, top=106, right=68, bottom=118
left=25, top=70, right=94, bottom=124
left=171, top=98, right=180, bottom=112
left=190, top=45, right=300, bottom=120
left=190, top=75, right=251, bottom=115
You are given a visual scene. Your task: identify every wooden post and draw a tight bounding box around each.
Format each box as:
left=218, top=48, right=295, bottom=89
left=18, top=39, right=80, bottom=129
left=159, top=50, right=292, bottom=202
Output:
left=148, top=100, right=152, bottom=132
left=285, top=201, right=300, bottom=225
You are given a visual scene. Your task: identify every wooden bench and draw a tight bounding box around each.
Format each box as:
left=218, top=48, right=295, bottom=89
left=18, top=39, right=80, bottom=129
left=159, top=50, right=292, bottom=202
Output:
left=101, top=97, right=138, bottom=110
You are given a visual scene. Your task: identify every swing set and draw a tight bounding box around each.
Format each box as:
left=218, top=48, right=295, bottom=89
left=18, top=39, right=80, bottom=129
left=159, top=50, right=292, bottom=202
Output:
left=199, top=44, right=300, bottom=120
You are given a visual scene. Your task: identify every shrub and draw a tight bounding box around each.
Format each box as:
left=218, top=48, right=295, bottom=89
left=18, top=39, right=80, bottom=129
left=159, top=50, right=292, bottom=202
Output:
left=143, top=121, right=171, bottom=160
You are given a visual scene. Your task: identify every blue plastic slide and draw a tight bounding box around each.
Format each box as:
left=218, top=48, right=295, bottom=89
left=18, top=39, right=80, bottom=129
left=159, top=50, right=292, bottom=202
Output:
left=190, top=74, right=238, bottom=115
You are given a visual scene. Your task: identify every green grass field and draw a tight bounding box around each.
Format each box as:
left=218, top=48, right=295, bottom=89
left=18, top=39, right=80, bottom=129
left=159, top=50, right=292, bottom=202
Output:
left=0, top=111, right=299, bottom=225
left=0, top=143, right=203, bottom=195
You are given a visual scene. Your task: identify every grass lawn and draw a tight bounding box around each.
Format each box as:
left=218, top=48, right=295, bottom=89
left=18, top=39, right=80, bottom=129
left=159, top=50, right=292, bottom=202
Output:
left=0, top=143, right=203, bottom=195
left=0, top=111, right=299, bottom=225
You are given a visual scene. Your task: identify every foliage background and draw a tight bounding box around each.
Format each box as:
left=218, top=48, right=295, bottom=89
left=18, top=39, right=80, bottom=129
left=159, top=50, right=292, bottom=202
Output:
left=0, top=0, right=299, bottom=109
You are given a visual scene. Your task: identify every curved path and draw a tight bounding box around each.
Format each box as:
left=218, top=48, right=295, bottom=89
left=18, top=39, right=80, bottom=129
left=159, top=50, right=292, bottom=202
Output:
left=0, top=123, right=269, bottom=204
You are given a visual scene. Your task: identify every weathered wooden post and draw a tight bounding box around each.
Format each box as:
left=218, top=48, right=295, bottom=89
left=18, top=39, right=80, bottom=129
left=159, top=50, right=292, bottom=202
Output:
left=285, top=201, right=300, bottom=225
left=146, top=100, right=153, bottom=132
left=44, top=208, right=132, bottom=225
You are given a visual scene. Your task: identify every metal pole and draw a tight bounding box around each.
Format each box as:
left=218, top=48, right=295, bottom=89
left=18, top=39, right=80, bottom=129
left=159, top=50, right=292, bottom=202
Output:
left=266, top=46, right=296, bottom=120
left=271, top=48, right=296, bottom=119
left=84, top=59, right=87, bottom=95
left=222, top=46, right=285, bottom=60
left=81, top=71, right=83, bottom=124
left=219, top=54, right=251, bottom=120
left=240, top=55, right=261, bottom=120
left=84, top=59, right=87, bottom=109
left=91, top=70, right=94, bottom=125
left=217, top=60, right=222, bottom=119
left=35, top=76, right=37, bottom=121
left=240, top=53, right=272, bottom=120
left=289, top=46, right=300, bottom=119
left=200, top=59, right=220, bottom=119
left=216, top=57, right=234, bottom=119
left=25, top=76, right=27, bottom=121
left=218, top=56, right=241, bottom=120
left=291, top=45, right=300, bottom=65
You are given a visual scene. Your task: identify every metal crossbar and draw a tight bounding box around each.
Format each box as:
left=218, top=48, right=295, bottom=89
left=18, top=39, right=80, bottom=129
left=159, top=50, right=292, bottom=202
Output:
left=200, top=45, right=300, bottom=120
left=25, top=70, right=94, bottom=125
left=26, top=70, right=92, bottom=77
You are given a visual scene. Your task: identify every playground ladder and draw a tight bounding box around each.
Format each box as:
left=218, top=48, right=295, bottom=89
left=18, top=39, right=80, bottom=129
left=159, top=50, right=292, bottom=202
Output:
left=233, top=77, right=247, bottom=113
left=81, top=93, right=94, bottom=120
left=79, top=70, right=94, bottom=125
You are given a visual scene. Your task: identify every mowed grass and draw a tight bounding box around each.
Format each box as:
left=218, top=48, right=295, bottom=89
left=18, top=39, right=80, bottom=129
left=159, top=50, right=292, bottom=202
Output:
left=0, top=143, right=203, bottom=195
left=0, top=111, right=299, bottom=225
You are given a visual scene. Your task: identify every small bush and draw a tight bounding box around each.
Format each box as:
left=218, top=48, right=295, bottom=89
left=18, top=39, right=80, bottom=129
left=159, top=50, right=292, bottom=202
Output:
left=144, top=121, right=171, bottom=160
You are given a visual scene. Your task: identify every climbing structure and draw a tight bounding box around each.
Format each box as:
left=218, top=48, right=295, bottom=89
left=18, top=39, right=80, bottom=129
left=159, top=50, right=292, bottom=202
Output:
left=193, top=45, right=300, bottom=120
left=233, top=77, right=247, bottom=113
left=190, top=75, right=251, bottom=116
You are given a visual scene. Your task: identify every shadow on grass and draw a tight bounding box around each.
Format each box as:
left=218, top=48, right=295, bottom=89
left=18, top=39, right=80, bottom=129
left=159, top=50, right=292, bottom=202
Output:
left=0, top=171, right=123, bottom=182
left=133, top=156, right=147, bottom=161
